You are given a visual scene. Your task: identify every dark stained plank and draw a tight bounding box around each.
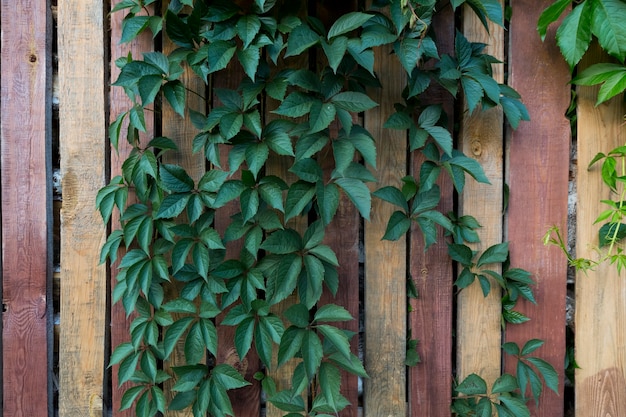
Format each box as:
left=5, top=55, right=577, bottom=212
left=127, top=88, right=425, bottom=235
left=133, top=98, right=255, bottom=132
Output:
left=504, top=2, right=570, bottom=415
left=316, top=2, right=361, bottom=416
left=408, top=4, right=455, bottom=416
left=109, top=3, right=155, bottom=415
left=57, top=0, right=108, bottom=415
left=1, top=1, right=51, bottom=416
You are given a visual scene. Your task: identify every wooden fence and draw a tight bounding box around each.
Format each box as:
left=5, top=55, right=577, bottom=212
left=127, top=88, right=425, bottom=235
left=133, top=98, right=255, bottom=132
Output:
left=1, top=1, right=625, bottom=416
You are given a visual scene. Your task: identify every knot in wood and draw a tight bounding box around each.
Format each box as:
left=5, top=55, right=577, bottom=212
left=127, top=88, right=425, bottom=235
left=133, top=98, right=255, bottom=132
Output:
left=470, top=140, right=482, bottom=156
left=29, top=54, right=37, bottom=63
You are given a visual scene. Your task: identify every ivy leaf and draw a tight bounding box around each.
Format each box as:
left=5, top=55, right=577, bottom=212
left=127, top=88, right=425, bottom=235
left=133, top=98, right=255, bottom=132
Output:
left=526, top=357, right=559, bottom=394
left=237, top=46, right=261, bottom=81
left=207, top=40, right=237, bottom=74
left=590, top=0, right=626, bottom=63
left=261, top=229, right=302, bottom=254
left=537, top=0, right=572, bottom=41
left=327, top=12, right=373, bottom=39
left=331, top=92, right=378, bottom=113
left=160, top=164, right=194, bottom=193
left=212, top=364, right=251, bottom=390
left=121, top=16, right=150, bottom=44
left=317, top=182, right=340, bottom=226
left=492, top=373, right=519, bottom=394
left=285, top=181, right=316, bottom=221
left=555, top=1, right=593, bottom=68
left=335, top=178, right=371, bottom=220
left=456, top=373, right=488, bottom=395
left=309, top=101, right=336, bottom=134
left=599, top=222, right=626, bottom=246
left=302, top=330, right=324, bottom=378
left=155, top=193, right=191, bottom=219
left=278, top=327, right=305, bottom=367
left=314, top=304, right=353, bottom=323
left=285, top=23, right=320, bottom=58
left=382, top=211, right=411, bottom=241
left=237, top=14, right=261, bottom=49
left=499, top=395, right=530, bottom=417
left=477, top=242, right=509, bottom=267
left=322, top=37, right=348, bottom=73
left=273, top=92, right=315, bottom=118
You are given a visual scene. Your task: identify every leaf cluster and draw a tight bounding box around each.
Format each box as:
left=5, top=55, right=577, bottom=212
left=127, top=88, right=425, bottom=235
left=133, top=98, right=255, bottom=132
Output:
left=100, top=1, right=553, bottom=416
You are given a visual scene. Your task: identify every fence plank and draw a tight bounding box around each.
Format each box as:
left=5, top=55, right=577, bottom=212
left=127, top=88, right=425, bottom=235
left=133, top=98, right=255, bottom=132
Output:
left=363, top=36, right=407, bottom=417
left=505, top=2, right=570, bottom=414
left=57, top=1, right=107, bottom=416
left=160, top=6, right=208, bottom=414
left=456, top=3, right=505, bottom=390
left=109, top=3, right=155, bottom=415
left=575, top=44, right=626, bottom=417
left=0, top=1, right=51, bottom=416
left=408, top=5, right=455, bottom=415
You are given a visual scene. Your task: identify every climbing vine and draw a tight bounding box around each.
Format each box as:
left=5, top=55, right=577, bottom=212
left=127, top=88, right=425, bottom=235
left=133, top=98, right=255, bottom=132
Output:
left=98, top=1, right=558, bottom=416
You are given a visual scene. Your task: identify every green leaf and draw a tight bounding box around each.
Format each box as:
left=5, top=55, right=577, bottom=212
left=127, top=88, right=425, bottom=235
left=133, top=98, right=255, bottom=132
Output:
left=322, top=37, right=348, bottom=73
left=284, top=303, right=310, bottom=328
left=160, top=164, right=194, bottom=193
left=556, top=1, right=593, bottom=67
left=237, top=14, right=261, bottom=49
left=336, top=178, right=371, bottom=220
left=285, top=23, right=320, bottom=58
left=237, top=46, right=261, bottom=81
left=590, top=0, right=626, bottom=62
left=328, top=351, right=368, bottom=378
left=308, top=244, right=339, bottom=266
left=290, top=158, right=323, bottom=183
left=155, top=193, right=190, bottom=219
left=477, top=242, right=509, bottom=267
left=285, top=181, right=316, bottom=221
left=597, top=70, right=626, bottom=105
left=303, top=220, right=325, bottom=250
left=499, top=395, right=530, bottom=417
left=137, top=74, right=163, bottom=106
left=328, top=12, right=373, bottom=39
left=163, top=80, right=186, bottom=117
left=309, top=101, right=336, bottom=134
left=261, top=229, right=302, bottom=254
left=163, top=317, right=194, bottom=359
left=273, top=92, right=315, bottom=118
left=314, top=304, right=353, bottom=323
left=268, top=390, right=306, bottom=412
left=447, top=243, right=474, bottom=266
left=521, top=339, right=544, bottom=356
left=317, top=324, right=352, bottom=361
left=120, top=385, right=145, bottom=411
left=456, top=373, right=488, bottom=395
left=212, top=364, right=251, bottom=390
left=537, top=0, right=572, bottom=41
left=302, top=330, right=323, bottom=378
left=598, top=222, right=626, bottom=247
left=165, top=9, right=194, bottom=48
left=373, top=186, right=409, bottom=211
left=382, top=211, right=411, bottom=241
left=492, top=373, right=519, bottom=394
left=278, top=326, right=305, bottom=367
left=207, top=40, right=237, bottom=74
left=331, top=92, right=378, bottom=113
left=526, top=357, right=559, bottom=394
left=121, top=16, right=150, bottom=43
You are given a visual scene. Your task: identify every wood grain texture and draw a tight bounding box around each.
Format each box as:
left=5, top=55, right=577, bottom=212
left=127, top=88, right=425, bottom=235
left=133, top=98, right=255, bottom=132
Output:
left=575, top=44, right=626, bottom=417
left=456, top=3, right=504, bottom=390
left=408, top=5, right=455, bottom=416
left=1, top=1, right=51, bottom=416
left=57, top=1, right=107, bottom=416
left=160, top=5, right=208, bottom=414
left=109, top=3, right=155, bottom=415
left=363, top=36, right=407, bottom=417
left=504, top=1, right=570, bottom=414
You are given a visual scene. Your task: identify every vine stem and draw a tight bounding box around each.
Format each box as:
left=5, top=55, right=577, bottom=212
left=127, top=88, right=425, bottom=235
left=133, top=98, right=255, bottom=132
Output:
left=606, top=154, right=626, bottom=256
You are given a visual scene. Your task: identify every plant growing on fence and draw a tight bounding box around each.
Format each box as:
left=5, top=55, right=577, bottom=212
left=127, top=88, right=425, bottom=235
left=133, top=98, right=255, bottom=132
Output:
left=99, top=0, right=557, bottom=416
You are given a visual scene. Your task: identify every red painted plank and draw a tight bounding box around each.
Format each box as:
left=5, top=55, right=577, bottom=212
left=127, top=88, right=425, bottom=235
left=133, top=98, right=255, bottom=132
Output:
left=109, top=3, right=155, bottom=416
left=408, top=5, right=455, bottom=416
left=1, top=1, right=51, bottom=416
left=505, top=2, right=570, bottom=415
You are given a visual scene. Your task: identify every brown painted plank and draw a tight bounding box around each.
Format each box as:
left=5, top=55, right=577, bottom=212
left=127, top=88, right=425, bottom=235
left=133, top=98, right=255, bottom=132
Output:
left=212, top=60, right=263, bottom=416
left=363, top=15, right=407, bottom=417
left=160, top=4, right=208, bottom=415
left=109, top=3, right=155, bottom=416
left=504, top=2, right=570, bottom=415
left=408, top=4, right=455, bottom=416
left=1, top=1, right=51, bottom=416
left=575, top=44, right=626, bottom=417
left=57, top=1, right=107, bottom=416
left=315, top=3, right=361, bottom=416
left=456, top=3, right=505, bottom=391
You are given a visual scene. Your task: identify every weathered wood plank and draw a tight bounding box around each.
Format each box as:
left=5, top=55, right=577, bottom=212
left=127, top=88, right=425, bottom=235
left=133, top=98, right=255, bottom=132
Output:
left=160, top=5, right=207, bottom=414
left=1, top=1, right=51, bottom=416
left=505, top=2, right=570, bottom=414
left=575, top=44, right=626, bottom=417
left=315, top=2, right=361, bottom=416
left=212, top=60, right=263, bottom=416
left=408, top=5, right=455, bottom=415
left=109, top=3, right=155, bottom=415
left=456, top=3, right=505, bottom=391
left=363, top=27, right=407, bottom=417
left=57, top=1, right=107, bottom=416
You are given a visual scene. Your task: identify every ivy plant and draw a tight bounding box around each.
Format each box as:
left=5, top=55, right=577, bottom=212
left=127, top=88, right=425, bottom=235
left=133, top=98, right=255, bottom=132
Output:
left=99, top=1, right=557, bottom=416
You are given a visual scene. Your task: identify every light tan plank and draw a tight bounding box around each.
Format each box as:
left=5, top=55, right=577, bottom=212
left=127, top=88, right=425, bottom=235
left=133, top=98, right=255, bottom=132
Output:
left=576, top=44, right=626, bottom=416
left=363, top=36, right=408, bottom=417
left=58, top=1, right=107, bottom=415
left=456, top=4, right=504, bottom=390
